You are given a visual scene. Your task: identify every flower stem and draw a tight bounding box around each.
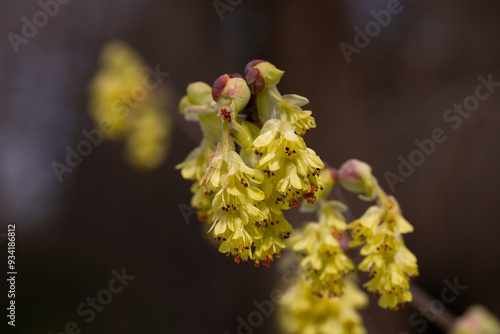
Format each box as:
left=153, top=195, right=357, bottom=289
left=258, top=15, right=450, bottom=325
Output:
left=374, top=182, right=389, bottom=204
left=221, top=119, right=230, bottom=154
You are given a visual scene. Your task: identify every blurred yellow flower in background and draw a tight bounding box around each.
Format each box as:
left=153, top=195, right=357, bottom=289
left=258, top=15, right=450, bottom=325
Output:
left=88, top=41, right=172, bottom=169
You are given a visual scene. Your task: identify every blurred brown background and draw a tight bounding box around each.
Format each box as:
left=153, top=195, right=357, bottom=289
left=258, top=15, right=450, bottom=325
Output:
left=1, top=0, right=499, bottom=333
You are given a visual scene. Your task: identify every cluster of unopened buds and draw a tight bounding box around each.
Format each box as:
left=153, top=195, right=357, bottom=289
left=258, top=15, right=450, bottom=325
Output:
left=177, top=60, right=420, bottom=333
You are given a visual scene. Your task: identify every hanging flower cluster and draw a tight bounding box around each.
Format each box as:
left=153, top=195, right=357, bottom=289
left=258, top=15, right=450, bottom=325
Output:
left=279, top=277, right=368, bottom=334
left=289, top=169, right=355, bottom=298
left=88, top=41, right=171, bottom=169
left=177, top=61, right=420, bottom=334
left=176, top=60, right=324, bottom=266
left=339, top=159, right=419, bottom=310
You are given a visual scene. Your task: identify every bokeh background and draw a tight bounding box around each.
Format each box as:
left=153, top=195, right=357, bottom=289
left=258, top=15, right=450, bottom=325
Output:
left=1, top=0, right=499, bottom=333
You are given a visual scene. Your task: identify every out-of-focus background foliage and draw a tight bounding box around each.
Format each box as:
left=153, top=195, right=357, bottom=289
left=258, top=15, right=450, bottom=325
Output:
left=1, top=0, right=499, bottom=333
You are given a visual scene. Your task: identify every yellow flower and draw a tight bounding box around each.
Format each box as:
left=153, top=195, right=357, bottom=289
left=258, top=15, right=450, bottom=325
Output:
left=89, top=41, right=172, bottom=169
left=291, top=220, right=354, bottom=297
left=189, top=183, right=212, bottom=222
left=124, top=104, right=171, bottom=169
left=89, top=41, right=146, bottom=140
left=199, top=141, right=268, bottom=263
left=319, top=200, right=348, bottom=231
left=300, top=168, right=336, bottom=213
left=357, top=231, right=416, bottom=305
left=349, top=206, right=384, bottom=247
left=279, top=94, right=316, bottom=136
left=252, top=223, right=287, bottom=266
left=348, top=196, right=418, bottom=310
left=279, top=278, right=368, bottom=334
left=253, top=183, right=294, bottom=266
left=175, top=137, right=216, bottom=181
left=251, top=119, right=324, bottom=205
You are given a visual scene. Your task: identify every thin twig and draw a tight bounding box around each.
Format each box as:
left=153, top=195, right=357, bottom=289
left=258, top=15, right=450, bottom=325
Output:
left=409, top=282, right=457, bottom=332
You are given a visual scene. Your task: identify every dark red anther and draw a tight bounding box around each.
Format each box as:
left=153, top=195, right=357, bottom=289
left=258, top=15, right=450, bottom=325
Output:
left=220, top=107, right=232, bottom=122
left=332, top=231, right=345, bottom=240
left=302, top=192, right=316, bottom=204
left=289, top=198, right=300, bottom=207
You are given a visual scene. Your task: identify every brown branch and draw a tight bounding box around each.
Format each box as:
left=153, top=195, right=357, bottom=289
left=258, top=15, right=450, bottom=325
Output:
left=409, top=282, right=457, bottom=332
